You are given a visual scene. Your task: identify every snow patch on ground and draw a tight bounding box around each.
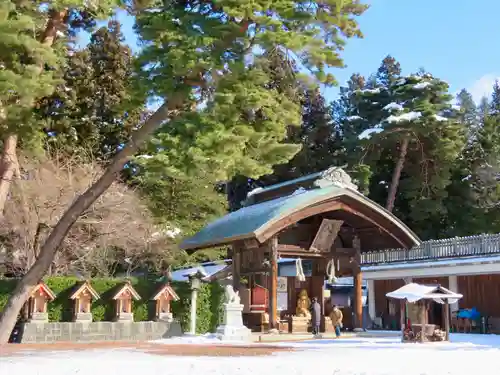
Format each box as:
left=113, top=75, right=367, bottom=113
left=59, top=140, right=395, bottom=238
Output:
left=152, top=333, right=259, bottom=346
left=3, top=334, right=500, bottom=375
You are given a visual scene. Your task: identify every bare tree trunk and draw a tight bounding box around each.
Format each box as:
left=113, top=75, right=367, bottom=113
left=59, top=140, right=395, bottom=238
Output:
left=0, top=100, right=179, bottom=343
left=385, top=136, right=409, bottom=212
left=0, top=9, right=67, bottom=215
left=0, top=135, right=19, bottom=215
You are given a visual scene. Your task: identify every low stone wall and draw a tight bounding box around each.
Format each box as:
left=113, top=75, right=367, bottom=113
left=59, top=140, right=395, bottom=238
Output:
left=17, top=320, right=183, bottom=343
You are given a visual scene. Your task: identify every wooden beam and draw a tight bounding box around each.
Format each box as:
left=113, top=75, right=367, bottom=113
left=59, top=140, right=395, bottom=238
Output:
left=268, top=237, right=278, bottom=330
left=277, top=243, right=355, bottom=255
left=277, top=251, right=324, bottom=259
left=309, top=219, right=343, bottom=252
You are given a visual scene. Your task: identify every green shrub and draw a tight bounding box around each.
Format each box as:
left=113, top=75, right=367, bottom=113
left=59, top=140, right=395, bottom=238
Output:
left=0, top=276, right=223, bottom=334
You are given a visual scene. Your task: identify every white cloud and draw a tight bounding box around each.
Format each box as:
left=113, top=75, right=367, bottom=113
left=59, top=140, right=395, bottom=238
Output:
left=468, top=74, right=500, bottom=103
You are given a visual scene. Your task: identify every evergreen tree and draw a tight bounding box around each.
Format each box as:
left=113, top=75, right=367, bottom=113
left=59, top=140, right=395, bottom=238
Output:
left=37, top=21, right=144, bottom=162
left=259, top=88, right=337, bottom=186
left=225, top=48, right=305, bottom=210
left=456, top=89, right=478, bottom=138
left=0, top=0, right=124, bottom=214
left=490, top=80, right=500, bottom=115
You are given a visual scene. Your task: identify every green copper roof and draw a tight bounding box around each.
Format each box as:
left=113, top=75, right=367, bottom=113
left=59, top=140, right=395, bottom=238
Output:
left=180, top=184, right=420, bottom=251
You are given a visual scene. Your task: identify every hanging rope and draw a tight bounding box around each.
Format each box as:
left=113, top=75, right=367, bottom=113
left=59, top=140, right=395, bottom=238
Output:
left=296, top=258, right=306, bottom=281
left=326, top=258, right=338, bottom=284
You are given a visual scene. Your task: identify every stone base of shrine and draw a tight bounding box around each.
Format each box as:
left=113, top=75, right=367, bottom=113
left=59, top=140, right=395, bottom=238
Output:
left=73, top=313, right=93, bottom=322
left=215, top=303, right=252, bottom=342
left=28, top=312, right=49, bottom=323
left=289, top=316, right=310, bottom=333
left=114, top=313, right=134, bottom=322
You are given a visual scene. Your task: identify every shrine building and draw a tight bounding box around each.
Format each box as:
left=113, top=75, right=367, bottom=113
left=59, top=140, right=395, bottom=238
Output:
left=180, top=167, right=420, bottom=333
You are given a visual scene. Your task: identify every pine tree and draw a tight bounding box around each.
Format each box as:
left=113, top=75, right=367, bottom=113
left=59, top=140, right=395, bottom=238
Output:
left=37, top=20, right=144, bottom=162
left=225, top=47, right=305, bottom=210
left=0, top=1, right=124, bottom=214
left=259, top=88, right=337, bottom=186
left=490, top=80, right=500, bottom=115
left=456, top=89, right=478, bottom=137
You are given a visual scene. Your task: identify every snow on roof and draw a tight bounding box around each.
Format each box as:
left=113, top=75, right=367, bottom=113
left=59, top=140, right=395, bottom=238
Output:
left=347, top=115, right=363, bottom=121
left=383, top=102, right=403, bottom=111
left=386, top=282, right=462, bottom=303
left=413, top=82, right=432, bottom=90
left=386, top=111, right=422, bottom=123
left=358, top=127, right=383, bottom=140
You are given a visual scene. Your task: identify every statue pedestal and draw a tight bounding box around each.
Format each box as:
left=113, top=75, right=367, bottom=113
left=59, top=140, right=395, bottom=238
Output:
left=290, top=316, right=310, bottom=333
left=215, top=303, right=252, bottom=342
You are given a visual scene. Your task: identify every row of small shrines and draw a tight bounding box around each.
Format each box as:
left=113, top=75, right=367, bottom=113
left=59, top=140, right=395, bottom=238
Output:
left=25, top=280, right=179, bottom=323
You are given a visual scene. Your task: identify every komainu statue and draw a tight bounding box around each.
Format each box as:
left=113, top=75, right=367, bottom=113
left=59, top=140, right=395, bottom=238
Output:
left=295, top=289, right=311, bottom=319
left=224, top=284, right=241, bottom=305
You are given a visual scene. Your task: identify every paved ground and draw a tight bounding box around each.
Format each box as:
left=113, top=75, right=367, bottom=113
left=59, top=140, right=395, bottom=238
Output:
left=0, top=341, right=293, bottom=357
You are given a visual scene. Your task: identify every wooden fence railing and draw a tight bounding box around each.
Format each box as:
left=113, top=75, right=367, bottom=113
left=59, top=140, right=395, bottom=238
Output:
left=361, top=234, right=500, bottom=265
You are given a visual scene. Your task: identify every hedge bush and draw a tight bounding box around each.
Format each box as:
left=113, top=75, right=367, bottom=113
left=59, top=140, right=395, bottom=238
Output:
left=0, top=276, right=224, bottom=334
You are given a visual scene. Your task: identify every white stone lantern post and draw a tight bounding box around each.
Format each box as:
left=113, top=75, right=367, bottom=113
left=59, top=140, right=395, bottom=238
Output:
left=186, top=269, right=206, bottom=335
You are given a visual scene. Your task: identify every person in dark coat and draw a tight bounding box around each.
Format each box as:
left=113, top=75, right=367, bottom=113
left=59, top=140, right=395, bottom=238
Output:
left=310, top=297, right=321, bottom=335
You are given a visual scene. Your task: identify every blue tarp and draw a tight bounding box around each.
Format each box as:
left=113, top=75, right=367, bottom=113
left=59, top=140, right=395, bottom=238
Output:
left=457, top=307, right=481, bottom=320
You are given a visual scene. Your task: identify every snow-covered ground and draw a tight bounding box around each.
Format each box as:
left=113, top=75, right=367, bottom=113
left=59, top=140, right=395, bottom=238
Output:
left=3, top=334, right=499, bottom=375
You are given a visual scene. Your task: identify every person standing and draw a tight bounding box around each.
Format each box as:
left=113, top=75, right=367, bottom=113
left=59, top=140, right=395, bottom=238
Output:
left=330, top=304, right=343, bottom=338
left=310, top=297, right=321, bottom=335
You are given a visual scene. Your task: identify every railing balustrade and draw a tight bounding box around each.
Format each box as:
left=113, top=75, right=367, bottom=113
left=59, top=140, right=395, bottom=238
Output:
left=361, top=233, right=500, bottom=265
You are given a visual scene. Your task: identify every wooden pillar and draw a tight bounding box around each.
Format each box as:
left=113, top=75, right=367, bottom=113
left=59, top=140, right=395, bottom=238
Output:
left=400, top=300, right=405, bottom=341
left=268, top=237, right=278, bottom=330
left=232, top=244, right=241, bottom=292
left=444, top=300, right=450, bottom=341
left=352, top=235, right=363, bottom=331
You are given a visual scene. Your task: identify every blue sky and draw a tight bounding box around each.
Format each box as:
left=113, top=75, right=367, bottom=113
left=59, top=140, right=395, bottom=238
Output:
left=79, top=0, right=499, bottom=104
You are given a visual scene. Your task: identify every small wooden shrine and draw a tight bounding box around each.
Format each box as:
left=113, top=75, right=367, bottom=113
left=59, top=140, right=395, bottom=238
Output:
left=151, top=283, right=179, bottom=322
left=27, top=282, right=56, bottom=323
left=386, top=283, right=463, bottom=342
left=111, top=282, right=141, bottom=322
left=69, top=281, right=100, bottom=322
left=181, top=167, right=420, bottom=334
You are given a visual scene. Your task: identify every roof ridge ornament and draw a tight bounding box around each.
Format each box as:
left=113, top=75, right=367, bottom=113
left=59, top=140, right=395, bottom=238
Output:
left=314, top=166, right=358, bottom=191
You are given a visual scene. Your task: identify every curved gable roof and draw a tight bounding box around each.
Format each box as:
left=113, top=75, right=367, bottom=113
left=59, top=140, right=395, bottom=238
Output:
left=180, top=185, right=420, bottom=251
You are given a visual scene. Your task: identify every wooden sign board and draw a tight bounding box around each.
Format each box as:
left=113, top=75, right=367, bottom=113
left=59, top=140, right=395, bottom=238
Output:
left=309, top=219, right=343, bottom=252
